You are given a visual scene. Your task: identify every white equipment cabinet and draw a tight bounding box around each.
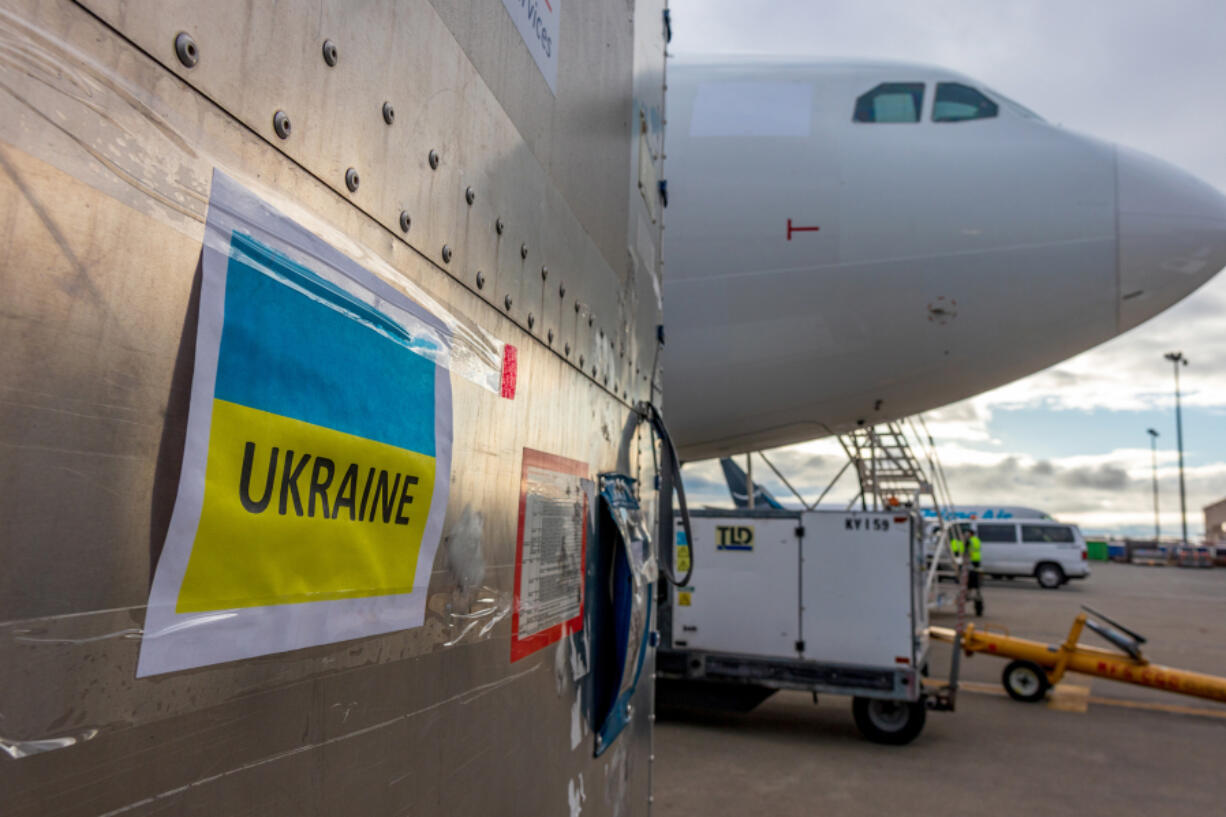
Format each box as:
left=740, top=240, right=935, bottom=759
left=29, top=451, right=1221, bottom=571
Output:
left=660, top=508, right=934, bottom=745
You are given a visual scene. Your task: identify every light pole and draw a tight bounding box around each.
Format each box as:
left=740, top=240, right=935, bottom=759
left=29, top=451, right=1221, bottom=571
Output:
left=1163, top=352, right=1189, bottom=545
left=1146, top=428, right=1160, bottom=542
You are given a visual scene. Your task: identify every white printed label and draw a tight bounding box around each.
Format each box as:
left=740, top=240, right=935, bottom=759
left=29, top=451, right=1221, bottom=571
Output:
left=511, top=449, right=588, bottom=661
left=518, top=467, right=584, bottom=636
left=502, top=0, right=559, bottom=94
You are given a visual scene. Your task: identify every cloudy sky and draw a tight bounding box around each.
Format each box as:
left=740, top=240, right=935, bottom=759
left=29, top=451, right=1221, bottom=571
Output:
left=668, top=0, right=1226, bottom=539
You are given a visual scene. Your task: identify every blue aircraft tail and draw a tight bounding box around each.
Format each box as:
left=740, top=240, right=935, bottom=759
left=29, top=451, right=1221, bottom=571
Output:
left=719, top=457, right=784, bottom=509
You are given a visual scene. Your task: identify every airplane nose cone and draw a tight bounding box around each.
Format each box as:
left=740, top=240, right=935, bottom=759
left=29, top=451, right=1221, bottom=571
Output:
left=1116, top=145, right=1226, bottom=331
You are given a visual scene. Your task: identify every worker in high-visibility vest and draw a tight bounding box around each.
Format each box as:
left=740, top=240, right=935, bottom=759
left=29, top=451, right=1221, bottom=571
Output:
left=949, top=526, right=965, bottom=561
left=967, top=525, right=984, bottom=617
left=948, top=524, right=985, bottom=617
left=968, top=528, right=983, bottom=568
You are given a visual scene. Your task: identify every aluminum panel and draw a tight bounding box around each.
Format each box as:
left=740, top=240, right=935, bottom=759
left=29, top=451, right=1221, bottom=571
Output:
left=0, top=0, right=665, bottom=813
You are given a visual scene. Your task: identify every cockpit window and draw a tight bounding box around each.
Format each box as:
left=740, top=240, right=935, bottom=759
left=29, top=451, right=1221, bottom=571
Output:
left=853, top=83, right=924, bottom=123
left=932, top=83, right=998, bottom=122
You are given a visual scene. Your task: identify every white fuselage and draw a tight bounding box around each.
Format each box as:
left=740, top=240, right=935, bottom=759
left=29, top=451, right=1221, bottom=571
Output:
left=663, top=59, right=1226, bottom=460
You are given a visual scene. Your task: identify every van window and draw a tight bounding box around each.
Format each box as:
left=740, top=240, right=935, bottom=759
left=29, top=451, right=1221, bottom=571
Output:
left=853, top=83, right=924, bottom=123
left=977, top=523, right=1017, bottom=543
left=1021, top=524, right=1075, bottom=543
left=932, top=82, right=998, bottom=122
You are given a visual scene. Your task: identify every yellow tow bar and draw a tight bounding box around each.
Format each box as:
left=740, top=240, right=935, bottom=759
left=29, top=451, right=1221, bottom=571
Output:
left=929, top=606, right=1226, bottom=705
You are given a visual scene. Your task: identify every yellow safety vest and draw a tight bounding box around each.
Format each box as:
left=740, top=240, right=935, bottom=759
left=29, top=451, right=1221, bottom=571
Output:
left=969, top=535, right=982, bottom=564
left=950, top=537, right=964, bottom=557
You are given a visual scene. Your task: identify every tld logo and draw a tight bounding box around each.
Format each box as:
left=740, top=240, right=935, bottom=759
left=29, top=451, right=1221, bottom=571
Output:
left=716, top=525, right=755, bottom=551
left=845, top=517, right=890, bottom=532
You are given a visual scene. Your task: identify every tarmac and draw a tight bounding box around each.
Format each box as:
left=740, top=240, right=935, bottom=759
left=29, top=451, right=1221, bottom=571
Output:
left=653, top=561, right=1226, bottom=817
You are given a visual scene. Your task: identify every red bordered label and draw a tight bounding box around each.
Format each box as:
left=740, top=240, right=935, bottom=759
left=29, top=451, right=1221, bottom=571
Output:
left=510, top=448, right=589, bottom=662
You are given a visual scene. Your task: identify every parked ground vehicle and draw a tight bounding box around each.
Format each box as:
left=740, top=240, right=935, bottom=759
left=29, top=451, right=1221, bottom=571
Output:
left=658, top=509, right=938, bottom=745
left=976, top=520, right=1090, bottom=588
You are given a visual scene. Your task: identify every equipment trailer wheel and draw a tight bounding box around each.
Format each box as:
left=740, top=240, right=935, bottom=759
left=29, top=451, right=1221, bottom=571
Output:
left=851, top=697, right=926, bottom=745
left=1002, top=660, right=1050, bottom=702
left=1035, top=562, right=1065, bottom=589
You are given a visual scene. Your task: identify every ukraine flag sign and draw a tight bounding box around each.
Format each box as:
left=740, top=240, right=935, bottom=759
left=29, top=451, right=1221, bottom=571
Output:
left=138, top=172, right=452, bottom=677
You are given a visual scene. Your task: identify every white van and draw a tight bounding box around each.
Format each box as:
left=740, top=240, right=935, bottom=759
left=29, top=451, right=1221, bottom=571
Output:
left=974, top=520, right=1090, bottom=588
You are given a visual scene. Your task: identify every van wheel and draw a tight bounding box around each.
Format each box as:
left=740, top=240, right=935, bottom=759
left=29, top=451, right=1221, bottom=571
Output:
left=1002, top=660, right=1050, bottom=703
left=1035, top=562, right=1065, bottom=589
left=852, top=697, right=926, bottom=745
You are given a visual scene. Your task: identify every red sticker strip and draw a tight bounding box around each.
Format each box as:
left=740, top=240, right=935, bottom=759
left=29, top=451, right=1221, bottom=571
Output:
left=500, top=344, right=517, bottom=399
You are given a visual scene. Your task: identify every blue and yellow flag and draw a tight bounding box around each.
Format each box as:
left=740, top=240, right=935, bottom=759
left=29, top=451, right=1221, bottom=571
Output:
left=139, top=172, right=452, bottom=676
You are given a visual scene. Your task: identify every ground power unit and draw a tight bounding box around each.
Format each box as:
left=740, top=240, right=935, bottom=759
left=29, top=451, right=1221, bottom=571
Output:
left=658, top=508, right=933, bottom=743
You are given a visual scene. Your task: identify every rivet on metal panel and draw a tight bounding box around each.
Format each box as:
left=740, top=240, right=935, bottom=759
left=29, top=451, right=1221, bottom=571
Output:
left=382, top=102, right=395, bottom=124
left=603, top=374, right=609, bottom=385
left=540, top=265, right=548, bottom=281
left=475, top=270, right=485, bottom=289
left=465, top=187, right=475, bottom=206
left=174, top=32, right=199, bottom=68
left=565, top=343, right=571, bottom=356
left=322, top=39, right=338, bottom=66
left=528, top=313, right=535, bottom=329
left=428, top=149, right=440, bottom=170
left=520, top=243, right=528, bottom=260
left=441, top=245, right=453, bottom=263
left=559, top=282, right=566, bottom=298
left=495, top=217, right=504, bottom=235
left=345, top=168, right=360, bottom=192
left=399, top=211, right=411, bottom=233
left=272, top=110, right=292, bottom=139
left=504, top=295, right=513, bottom=311
left=579, top=355, right=585, bottom=367
left=547, top=329, right=554, bottom=344
left=592, top=367, right=598, bottom=377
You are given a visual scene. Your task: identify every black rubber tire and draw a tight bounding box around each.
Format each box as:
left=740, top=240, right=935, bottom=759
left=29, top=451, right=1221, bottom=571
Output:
left=1035, top=562, right=1065, bottom=589
left=974, top=598, right=985, bottom=617
left=851, top=697, right=927, bottom=745
left=1002, top=660, right=1050, bottom=703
